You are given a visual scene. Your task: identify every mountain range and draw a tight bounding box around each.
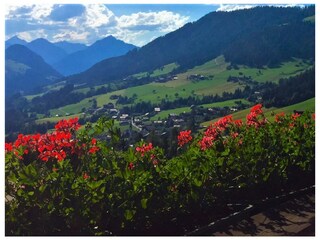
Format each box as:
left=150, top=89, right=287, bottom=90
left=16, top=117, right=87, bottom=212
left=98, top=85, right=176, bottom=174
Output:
left=5, top=36, right=138, bottom=95
left=5, top=6, right=315, bottom=96
left=65, top=6, right=315, bottom=86
left=5, top=35, right=137, bottom=75
left=27, top=38, right=68, bottom=65
left=53, top=36, right=137, bottom=76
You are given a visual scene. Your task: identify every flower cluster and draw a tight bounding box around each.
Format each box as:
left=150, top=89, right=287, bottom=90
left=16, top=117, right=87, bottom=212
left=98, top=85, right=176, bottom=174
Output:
left=177, top=130, right=192, bottom=147
left=199, top=136, right=215, bottom=151
left=199, top=115, right=233, bottom=150
left=291, top=112, right=301, bottom=121
left=5, top=118, right=98, bottom=162
left=136, top=143, right=153, bottom=157
left=275, top=112, right=285, bottom=123
left=37, top=131, right=77, bottom=162
left=88, top=138, right=99, bottom=154
left=55, top=118, right=80, bottom=132
left=246, top=104, right=266, bottom=127
left=5, top=143, right=13, bottom=152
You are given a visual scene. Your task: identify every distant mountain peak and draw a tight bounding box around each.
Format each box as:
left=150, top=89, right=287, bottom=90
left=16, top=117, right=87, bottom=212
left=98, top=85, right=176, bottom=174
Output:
left=92, top=36, right=119, bottom=45
left=5, top=36, right=28, bottom=48
left=30, top=38, right=51, bottom=44
left=105, top=35, right=116, bottom=39
left=27, top=38, right=68, bottom=65
left=9, top=35, right=24, bottom=41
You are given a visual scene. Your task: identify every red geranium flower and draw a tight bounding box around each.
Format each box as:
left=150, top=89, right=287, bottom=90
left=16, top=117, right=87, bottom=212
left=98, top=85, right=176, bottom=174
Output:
left=128, top=162, right=135, bottom=170
left=136, top=143, right=153, bottom=157
left=177, top=130, right=192, bottom=147
left=83, top=172, right=90, bottom=180
left=5, top=143, right=13, bottom=152
left=199, top=136, right=214, bottom=151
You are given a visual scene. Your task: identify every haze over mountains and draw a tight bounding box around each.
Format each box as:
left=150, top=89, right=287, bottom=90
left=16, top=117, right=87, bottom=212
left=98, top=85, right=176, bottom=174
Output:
left=5, top=35, right=138, bottom=95
left=53, top=41, right=87, bottom=54
left=53, top=36, right=137, bottom=76
left=27, top=38, right=68, bottom=65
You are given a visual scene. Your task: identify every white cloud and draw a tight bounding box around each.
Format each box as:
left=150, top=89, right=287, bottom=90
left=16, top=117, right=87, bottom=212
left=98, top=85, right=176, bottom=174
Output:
left=109, top=28, right=147, bottom=46
left=117, top=11, right=189, bottom=33
left=29, top=4, right=54, bottom=22
left=83, top=4, right=116, bottom=28
left=5, top=4, right=33, bottom=19
left=52, top=30, right=90, bottom=43
left=16, top=29, right=48, bottom=41
left=5, top=4, right=190, bottom=46
left=216, top=4, right=256, bottom=12
left=16, top=31, right=32, bottom=41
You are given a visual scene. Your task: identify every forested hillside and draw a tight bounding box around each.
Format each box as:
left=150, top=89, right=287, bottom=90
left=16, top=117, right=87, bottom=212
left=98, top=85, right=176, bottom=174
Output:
left=66, top=6, right=315, bottom=86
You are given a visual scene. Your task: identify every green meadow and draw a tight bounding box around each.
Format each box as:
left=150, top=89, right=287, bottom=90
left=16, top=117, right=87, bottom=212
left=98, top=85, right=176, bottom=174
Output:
left=201, top=97, right=315, bottom=126
left=34, top=56, right=313, bottom=123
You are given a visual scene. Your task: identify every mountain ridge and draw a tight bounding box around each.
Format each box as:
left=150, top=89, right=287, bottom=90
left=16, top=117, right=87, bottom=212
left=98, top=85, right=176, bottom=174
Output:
left=53, top=35, right=137, bottom=76
left=53, top=41, right=88, bottom=54
left=65, top=6, right=315, bottom=86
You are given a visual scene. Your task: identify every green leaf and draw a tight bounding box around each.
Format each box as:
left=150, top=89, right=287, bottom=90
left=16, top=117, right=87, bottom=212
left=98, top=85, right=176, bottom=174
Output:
left=87, top=180, right=104, bottom=190
left=124, top=210, right=136, bottom=221
left=7, top=173, right=17, bottom=183
left=71, top=182, right=79, bottom=190
left=193, top=178, right=202, bottom=187
left=28, top=191, right=34, bottom=196
left=25, top=164, right=37, bottom=177
left=141, top=198, right=148, bottom=209
left=17, top=189, right=23, bottom=197
left=221, top=148, right=230, bottom=156
left=217, top=157, right=224, bottom=167
left=39, top=185, right=46, bottom=193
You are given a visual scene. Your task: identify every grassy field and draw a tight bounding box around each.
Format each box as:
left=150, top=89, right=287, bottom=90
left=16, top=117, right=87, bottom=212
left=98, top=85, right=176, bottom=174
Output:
left=49, top=100, right=93, bottom=116
left=36, top=113, right=84, bottom=124
left=48, top=89, right=125, bottom=116
left=6, top=60, right=30, bottom=74
left=201, top=98, right=250, bottom=108
left=132, top=63, right=179, bottom=79
left=303, top=15, right=315, bottom=23
left=150, top=63, right=178, bottom=77
left=150, top=98, right=250, bottom=120
left=25, top=93, right=43, bottom=100
left=124, top=56, right=312, bottom=103
left=72, top=83, right=111, bottom=94
left=201, top=97, right=315, bottom=126
left=24, top=81, right=66, bottom=100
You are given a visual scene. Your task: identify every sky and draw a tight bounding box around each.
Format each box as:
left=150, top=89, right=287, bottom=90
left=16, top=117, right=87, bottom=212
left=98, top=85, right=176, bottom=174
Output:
left=4, top=3, right=307, bottom=47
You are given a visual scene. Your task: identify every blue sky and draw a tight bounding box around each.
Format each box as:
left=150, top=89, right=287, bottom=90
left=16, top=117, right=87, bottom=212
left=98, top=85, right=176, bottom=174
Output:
left=5, top=3, right=306, bottom=47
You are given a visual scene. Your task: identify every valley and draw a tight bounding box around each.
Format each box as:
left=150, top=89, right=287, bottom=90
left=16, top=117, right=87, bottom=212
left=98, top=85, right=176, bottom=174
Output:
left=5, top=5, right=315, bottom=158
left=31, top=56, right=313, bottom=124
left=4, top=5, right=315, bottom=236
